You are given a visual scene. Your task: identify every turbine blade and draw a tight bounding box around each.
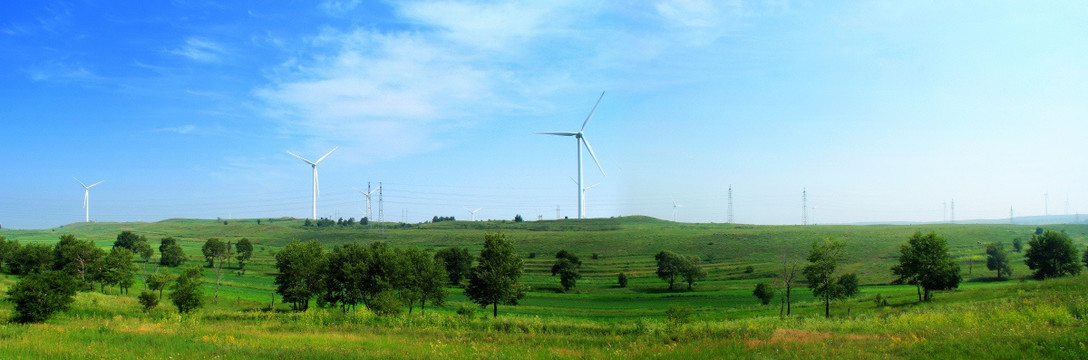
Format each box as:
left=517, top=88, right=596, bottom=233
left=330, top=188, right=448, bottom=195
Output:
left=569, top=176, right=578, bottom=186
left=74, top=177, right=87, bottom=188
left=535, top=132, right=578, bottom=136
left=286, top=150, right=315, bottom=165
left=580, top=91, right=605, bottom=132
left=88, top=180, right=104, bottom=188
left=314, top=146, right=338, bottom=164
left=585, top=183, right=600, bottom=190
left=83, top=191, right=89, bottom=209
left=582, top=137, right=605, bottom=176
left=315, top=168, right=320, bottom=197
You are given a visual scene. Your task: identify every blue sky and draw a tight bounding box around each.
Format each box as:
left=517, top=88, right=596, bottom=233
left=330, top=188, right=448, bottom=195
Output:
left=2, top=1, right=1087, bottom=229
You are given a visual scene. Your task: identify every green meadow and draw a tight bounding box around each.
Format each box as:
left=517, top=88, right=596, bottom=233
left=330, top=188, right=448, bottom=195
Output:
left=2, top=217, right=1088, bottom=358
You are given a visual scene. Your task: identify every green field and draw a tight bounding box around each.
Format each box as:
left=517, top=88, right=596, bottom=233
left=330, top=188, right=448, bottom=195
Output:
left=2, top=217, right=1087, bottom=358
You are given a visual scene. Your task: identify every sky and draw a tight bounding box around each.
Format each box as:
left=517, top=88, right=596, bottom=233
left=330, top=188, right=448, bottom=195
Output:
left=1, top=1, right=1087, bottom=229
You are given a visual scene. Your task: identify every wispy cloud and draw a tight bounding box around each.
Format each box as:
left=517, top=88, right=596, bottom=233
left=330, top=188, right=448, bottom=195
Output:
left=26, top=62, right=100, bottom=82
left=319, top=0, right=363, bottom=14
left=152, top=125, right=196, bottom=134
left=169, top=37, right=228, bottom=63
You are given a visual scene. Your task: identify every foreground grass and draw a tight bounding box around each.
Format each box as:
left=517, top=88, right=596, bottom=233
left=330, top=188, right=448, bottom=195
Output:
left=1, top=275, right=1087, bottom=359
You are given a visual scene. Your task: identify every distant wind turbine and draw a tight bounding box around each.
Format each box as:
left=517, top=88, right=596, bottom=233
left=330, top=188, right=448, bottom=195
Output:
left=672, top=199, right=684, bottom=222
left=354, top=184, right=379, bottom=220
left=537, top=91, right=606, bottom=219
left=287, top=147, right=338, bottom=220
left=464, top=207, right=482, bottom=221
left=74, top=178, right=103, bottom=222
left=570, top=177, right=600, bottom=218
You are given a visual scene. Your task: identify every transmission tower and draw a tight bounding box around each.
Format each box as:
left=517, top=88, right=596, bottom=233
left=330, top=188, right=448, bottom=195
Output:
left=801, top=188, right=808, bottom=225
left=950, top=198, right=955, bottom=224
left=1010, top=206, right=1014, bottom=224
left=727, top=184, right=734, bottom=223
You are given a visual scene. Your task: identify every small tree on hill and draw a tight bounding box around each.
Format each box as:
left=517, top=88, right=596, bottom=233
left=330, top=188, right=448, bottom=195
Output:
left=146, top=272, right=174, bottom=298
left=103, top=247, right=138, bottom=295
left=0, top=236, right=20, bottom=273
left=138, top=291, right=159, bottom=312
left=464, top=233, right=525, bottom=318
left=53, top=234, right=105, bottom=288
left=8, top=243, right=54, bottom=275
left=778, top=258, right=801, bottom=316
left=7, top=270, right=79, bottom=323
left=170, top=266, right=204, bottom=314
left=201, top=238, right=226, bottom=268
left=679, top=255, right=706, bottom=290
left=1024, top=230, right=1081, bottom=279
left=804, top=237, right=846, bottom=317
left=235, top=238, right=254, bottom=274
left=617, top=272, right=628, bottom=288
left=159, top=237, right=186, bottom=267
left=986, top=243, right=1011, bottom=280
left=1012, top=237, right=1023, bottom=253
left=274, top=240, right=326, bottom=311
left=434, top=247, right=474, bottom=285
left=891, top=231, right=961, bottom=302
left=113, top=231, right=146, bottom=251
left=753, top=282, right=775, bottom=305
left=551, top=249, right=582, bottom=292
left=655, top=250, right=684, bottom=290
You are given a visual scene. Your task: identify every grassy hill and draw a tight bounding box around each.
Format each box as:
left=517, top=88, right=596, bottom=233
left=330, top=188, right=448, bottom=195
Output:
left=2, top=217, right=1088, bottom=358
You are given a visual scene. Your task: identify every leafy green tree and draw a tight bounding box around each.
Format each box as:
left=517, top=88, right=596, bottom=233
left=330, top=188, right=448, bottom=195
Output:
left=804, top=237, right=846, bottom=317
left=1083, top=245, right=1088, bottom=272
left=1025, top=230, right=1081, bottom=279
left=103, top=247, right=139, bottom=295
left=8, top=243, right=54, bottom=275
left=891, top=231, right=961, bottom=302
left=398, top=248, right=448, bottom=314
left=679, top=255, right=706, bottom=290
left=1012, top=237, right=1023, bottom=253
left=617, top=272, right=628, bottom=288
left=753, top=282, right=775, bottom=305
left=323, top=243, right=368, bottom=311
left=654, top=250, right=684, bottom=290
left=434, top=247, right=474, bottom=285
left=201, top=238, right=226, bottom=268
left=0, top=236, right=20, bottom=273
left=986, top=243, right=1012, bottom=280
left=133, top=239, right=153, bottom=263
left=551, top=249, right=582, bottom=292
left=838, top=273, right=860, bottom=298
left=464, top=233, right=525, bottom=318
left=53, top=234, right=105, bottom=288
left=159, top=238, right=186, bottom=267
left=513, top=214, right=524, bottom=222
left=113, top=231, right=147, bottom=251
left=146, top=272, right=174, bottom=298
left=169, top=266, right=204, bottom=314
left=235, top=238, right=254, bottom=274
left=7, top=271, right=79, bottom=323
left=274, top=240, right=326, bottom=311
left=138, top=291, right=159, bottom=312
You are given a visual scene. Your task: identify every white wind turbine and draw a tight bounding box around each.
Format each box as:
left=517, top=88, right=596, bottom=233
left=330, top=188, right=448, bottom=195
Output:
left=74, top=178, right=104, bottom=222
left=287, top=147, right=338, bottom=220
left=672, top=199, right=684, bottom=222
left=464, top=207, right=481, bottom=221
left=354, top=185, right=379, bottom=221
left=537, top=91, right=606, bottom=219
left=570, top=177, right=600, bottom=218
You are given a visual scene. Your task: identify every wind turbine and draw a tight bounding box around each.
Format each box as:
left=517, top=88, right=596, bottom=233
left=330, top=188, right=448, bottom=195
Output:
left=354, top=183, right=379, bottom=220
left=570, top=177, right=600, bottom=218
left=537, top=91, right=606, bottom=219
left=286, top=147, right=338, bottom=220
left=672, top=199, right=684, bottom=222
left=74, top=178, right=103, bottom=222
left=464, top=207, right=481, bottom=221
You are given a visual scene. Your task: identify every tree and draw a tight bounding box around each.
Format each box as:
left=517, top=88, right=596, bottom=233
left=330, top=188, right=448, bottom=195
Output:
left=235, top=238, right=254, bottom=274
left=464, top=233, right=525, bottom=318
left=986, top=243, right=1012, bottom=280
left=201, top=238, right=226, bottom=268
left=159, top=238, right=186, bottom=267
left=679, top=255, right=706, bottom=290
left=513, top=214, right=524, bottom=222
left=53, top=234, right=105, bottom=288
left=133, top=239, right=153, bottom=263
left=891, top=231, right=961, bottom=302
left=113, top=230, right=147, bottom=251
left=804, top=237, right=846, bottom=317
left=398, top=248, right=448, bottom=315
left=1012, top=237, right=1023, bottom=253
left=1083, top=245, right=1088, bottom=272
left=654, top=250, right=684, bottom=290
left=146, top=272, right=174, bottom=299
left=753, top=282, right=775, bottom=305
left=103, top=247, right=138, bottom=295
left=778, top=258, right=801, bottom=316
left=0, top=236, right=21, bottom=273
left=551, top=249, right=582, bottom=292
left=274, top=240, right=326, bottom=311
left=838, top=273, right=860, bottom=298
left=323, top=243, right=368, bottom=311
left=1024, top=230, right=1081, bottom=279
left=169, top=266, right=204, bottom=314
left=7, top=271, right=79, bottom=323
left=617, top=272, right=628, bottom=288
left=8, top=243, right=54, bottom=275
left=434, top=247, right=474, bottom=285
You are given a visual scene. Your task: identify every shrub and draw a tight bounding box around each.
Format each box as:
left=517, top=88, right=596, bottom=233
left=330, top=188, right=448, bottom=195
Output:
left=369, top=291, right=404, bottom=316
left=753, top=282, right=775, bottom=305
left=527, top=252, right=536, bottom=259
left=665, top=305, right=692, bottom=336
left=456, top=303, right=476, bottom=317
left=7, top=271, right=79, bottom=323
left=591, top=253, right=599, bottom=260
left=744, top=265, right=754, bottom=274
left=617, top=272, right=628, bottom=288
left=138, top=291, right=159, bottom=312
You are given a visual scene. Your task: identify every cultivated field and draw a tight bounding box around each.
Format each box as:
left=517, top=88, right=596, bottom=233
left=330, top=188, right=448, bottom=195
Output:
left=1, top=217, right=1087, bottom=358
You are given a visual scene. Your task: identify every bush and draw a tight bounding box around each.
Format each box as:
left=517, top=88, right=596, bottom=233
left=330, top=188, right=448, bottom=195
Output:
left=527, top=252, right=536, bottom=259
left=665, top=305, right=692, bottom=336
left=591, top=253, right=599, bottom=260
left=7, top=271, right=79, bottom=323
left=744, top=265, right=754, bottom=274
left=617, top=272, right=628, bottom=288
left=138, top=291, right=159, bottom=312
left=368, top=291, right=404, bottom=316
left=753, top=282, right=775, bottom=305
left=456, top=303, right=476, bottom=317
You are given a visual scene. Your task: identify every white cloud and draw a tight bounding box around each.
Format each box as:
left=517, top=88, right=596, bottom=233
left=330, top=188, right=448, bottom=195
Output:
left=319, top=0, right=363, bottom=14
left=153, top=125, right=196, bottom=134
left=26, top=62, right=99, bottom=82
left=170, top=37, right=227, bottom=63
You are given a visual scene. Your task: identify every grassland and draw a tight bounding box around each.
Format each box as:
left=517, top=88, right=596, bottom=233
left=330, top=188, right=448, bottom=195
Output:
left=1, top=217, right=1087, bottom=358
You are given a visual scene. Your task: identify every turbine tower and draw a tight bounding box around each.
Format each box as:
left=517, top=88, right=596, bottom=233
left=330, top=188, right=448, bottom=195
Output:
left=74, top=178, right=103, bottom=222
left=672, top=199, right=684, bottom=222
left=286, top=147, right=338, bottom=220
left=354, top=182, right=379, bottom=220
left=570, top=177, right=600, bottom=218
left=537, top=91, right=606, bottom=219
left=727, top=184, right=734, bottom=223
left=465, top=207, right=481, bottom=221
